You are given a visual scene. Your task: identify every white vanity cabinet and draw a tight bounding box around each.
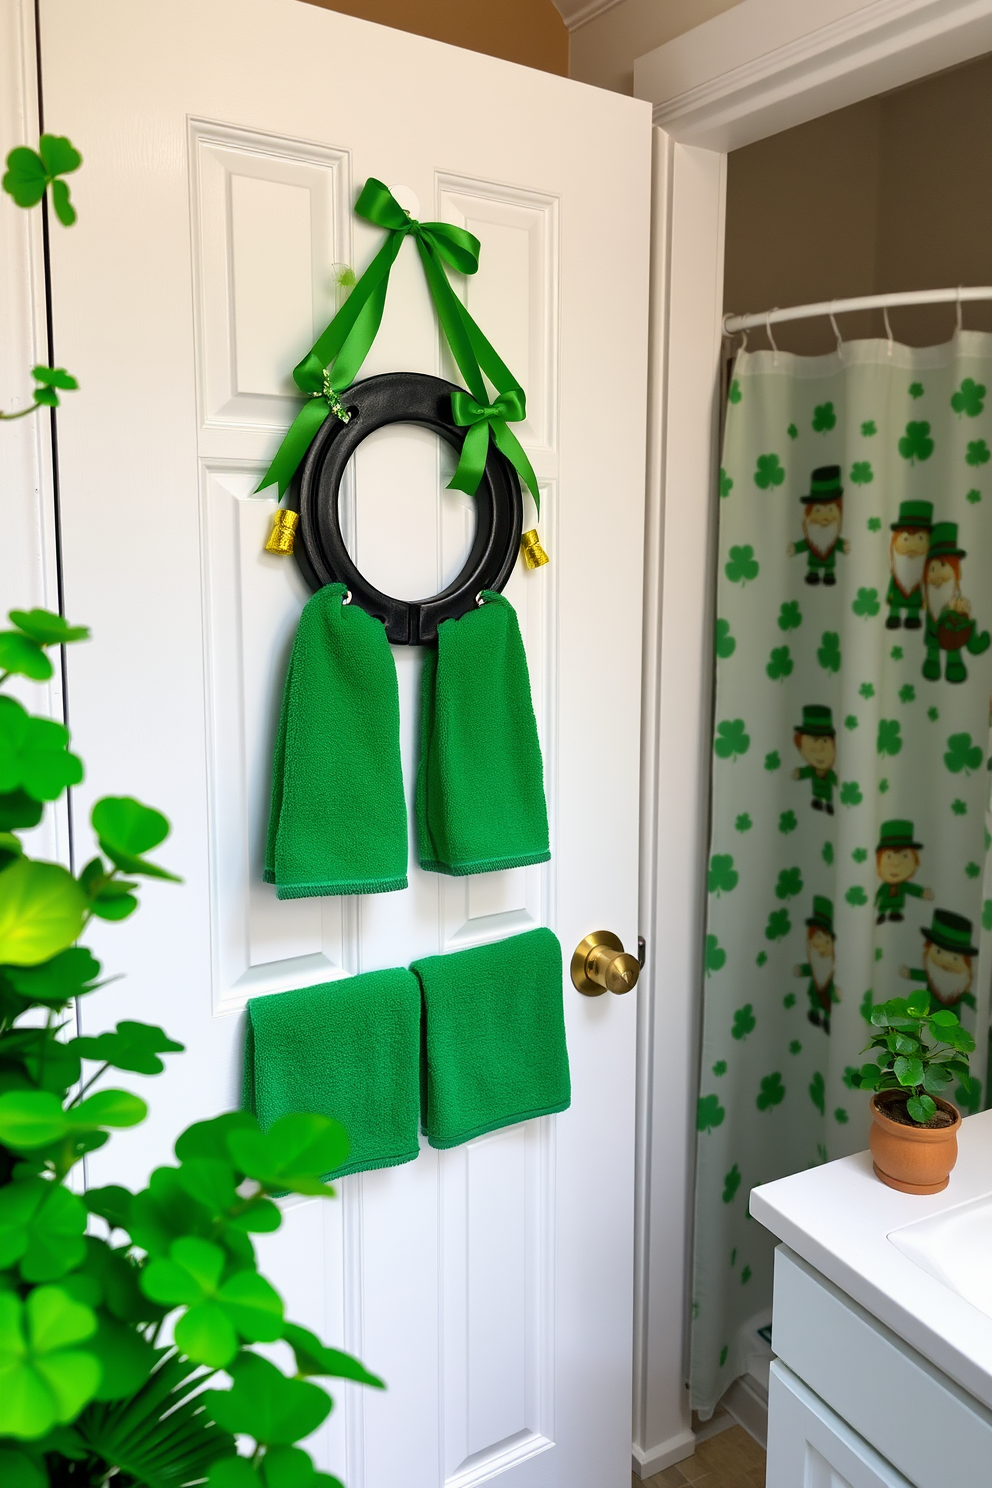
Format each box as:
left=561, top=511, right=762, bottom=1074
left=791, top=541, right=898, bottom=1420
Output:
left=766, top=1248, right=992, bottom=1488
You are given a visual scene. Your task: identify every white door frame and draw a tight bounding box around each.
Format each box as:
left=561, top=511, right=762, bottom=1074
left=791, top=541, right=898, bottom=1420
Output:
left=633, top=0, right=992, bottom=1475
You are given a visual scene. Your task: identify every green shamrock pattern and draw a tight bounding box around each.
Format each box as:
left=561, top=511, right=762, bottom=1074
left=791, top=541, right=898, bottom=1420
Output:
left=692, top=341, right=992, bottom=1419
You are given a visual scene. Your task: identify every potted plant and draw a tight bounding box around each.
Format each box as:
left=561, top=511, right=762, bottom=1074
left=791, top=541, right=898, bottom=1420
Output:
left=854, top=990, right=975, bottom=1194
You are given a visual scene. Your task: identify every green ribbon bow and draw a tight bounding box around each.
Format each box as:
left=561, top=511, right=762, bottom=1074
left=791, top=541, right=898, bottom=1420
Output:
left=256, top=178, right=539, bottom=517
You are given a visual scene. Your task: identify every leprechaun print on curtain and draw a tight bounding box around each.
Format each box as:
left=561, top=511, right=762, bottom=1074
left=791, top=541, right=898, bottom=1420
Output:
left=691, top=333, right=992, bottom=1417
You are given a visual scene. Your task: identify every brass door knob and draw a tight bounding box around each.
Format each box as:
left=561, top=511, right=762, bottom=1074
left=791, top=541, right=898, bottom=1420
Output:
left=571, top=931, right=640, bottom=996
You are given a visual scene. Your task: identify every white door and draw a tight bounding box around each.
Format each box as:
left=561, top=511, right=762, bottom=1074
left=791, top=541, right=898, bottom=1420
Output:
left=38, top=2, right=651, bottom=1484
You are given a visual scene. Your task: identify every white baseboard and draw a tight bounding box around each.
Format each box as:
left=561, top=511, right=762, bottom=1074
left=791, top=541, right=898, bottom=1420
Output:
left=722, top=1372, right=769, bottom=1450
left=631, top=1427, right=696, bottom=1478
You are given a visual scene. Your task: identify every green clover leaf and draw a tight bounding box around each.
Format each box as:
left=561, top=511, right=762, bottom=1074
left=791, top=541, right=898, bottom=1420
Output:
left=859, top=682, right=875, bottom=699
left=2, top=135, right=82, bottom=225
left=708, top=854, right=738, bottom=895
left=822, top=842, right=834, bottom=865
left=790, top=1040, right=802, bottom=1055
left=0, top=698, right=83, bottom=802
left=741, top=1266, right=752, bottom=1284
left=840, top=781, right=863, bottom=807
left=778, top=810, right=797, bottom=835
left=0, top=632, right=52, bottom=682
left=8, top=609, right=88, bottom=647
left=766, top=645, right=793, bottom=682
left=890, top=646, right=904, bottom=661
left=843, top=1066, right=860, bottom=1089
left=91, top=797, right=180, bottom=882
left=844, top=715, right=858, bottom=730
left=778, top=600, right=802, bottom=631
left=877, top=719, right=902, bottom=756
left=867, top=516, right=881, bottom=531
left=944, top=733, right=983, bottom=774
left=754, top=453, right=785, bottom=489
left=775, top=867, right=803, bottom=900
left=281, top=1322, right=383, bottom=1388
left=783, top=992, right=796, bottom=1008
left=927, top=705, right=939, bottom=721
left=966, top=439, right=990, bottom=467
left=205, top=1353, right=331, bottom=1448
left=728, top=379, right=742, bottom=404
left=861, top=420, right=877, bottom=436
left=227, top=1113, right=349, bottom=1196
left=731, top=1004, right=756, bottom=1041
left=966, top=862, right=981, bottom=879
left=879, top=778, right=889, bottom=794
left=719, top=467, right=733, bottom=498
left=0, top=1286, right=100, bottom=1439
left=757, top=1073, right=785, bottom=1110
left=713, top=719, right=750, bottom=760
left=0, top=859, right=87, bottom=966
left=852, top=587, right=880, bottom=619
left=697, top=1094, right=726, bottom=1132
left=765, top=908, right=791, bottom=941
left=756, top=951, right=768, bottom=967
left=715, top=618, right=736, bottom=659
left=898, top=688, right=915, bottom=709
left=70, top=1021, right=184, bottom=1077
left=141, top=1238, right=283, bottom=1367
left=28, top=367, right=79, bottom=410
left=845, top=885, right=868, bottom=906
left=3, top=947, right=101, bottom=1010
left=809, top=1072, right=825, bottom=1114
left=705, top=934, right=726, bottom=976
left=787, top=423, right=798, bottom=440
left=725, top=544, right=759, bottom=585
left=951, top=378, right=985, bottom=417
left=834, top=1107, right=849, bottom=1125
left=908, top=382, right=924, bottom=399
left=722, top=1165, right=742, bottom=1204
left=898, top=420, right=934, bottom=463
left=812, top=403, right=836, bottom=433
left=966, top=488, right=981, bottom=505
left=765, top=750, right=780, bottom=771
left=0, top=1177, right=87, bottom=1282
left=951, top=799, right=967, bottom=816
left=849, top=461, right=873, bottom=485
left=852, top=847, right=868, bottom=863
left=817, top=630, right=841, bottom=673
left=712, top=1060, right=727, bottom=1077
left=735, top=812, right=752, bottom=833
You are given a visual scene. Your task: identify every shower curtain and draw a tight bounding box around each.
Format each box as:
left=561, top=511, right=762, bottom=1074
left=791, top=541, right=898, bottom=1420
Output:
left=691, top=332, right=992, bottom=1416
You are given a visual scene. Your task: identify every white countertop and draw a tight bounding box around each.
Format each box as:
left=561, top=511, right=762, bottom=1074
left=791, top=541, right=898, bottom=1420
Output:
left=750, top=1108, right=992, bottom=1411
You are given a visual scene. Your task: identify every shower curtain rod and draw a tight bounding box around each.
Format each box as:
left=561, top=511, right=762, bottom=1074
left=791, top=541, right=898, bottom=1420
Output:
left=724, top=286, right=992, bottom=335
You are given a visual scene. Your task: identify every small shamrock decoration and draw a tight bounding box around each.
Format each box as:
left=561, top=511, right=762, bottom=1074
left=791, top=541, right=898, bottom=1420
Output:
left=966, top=439, right=990, bottom=467
left=860, top=990, right=874, bottom=1023
left=725, top=544, right=759, bottom=585
left=840, top=781, right=863, bottom=807
left=2, top=365, right=79, bottom=421
left=891, top=647, right=904, bottom=662
left=867, top=516, right=882, bottom=532
left=731, top=1004, right=756, bottom=1041
left=898, top=683, right=914, bottom=702
left=787, top=423, right=798, bottom=440
left=966, top=488, right=981, bottom=505
left=879, top=778, right=890, bottom=795
left=834, top=1108, right=849, bottom=1125
left=778, top=810, right=797, bottom=835
left=927, top=705, right=939, bottom=721
left=844, top=715, right=858, bottom=731
left=705, top=934, right=726, bottom=975
left=713, top=1060, right=727, bottom=1077
left=817, top=630, right=841, bottom=673
left=722, top=1164, right=742, bottom=1203
left=719, top=467, right=734, bottom=498
left=984, top=900, right=992, bottom=933
left=765, top=750, right=781, bottom=771
left=877, top=718, right=902, bottom=756
left=875, top=947, right=883, bottom=961
left=852, top=847, right=868, bottom=863
left=812, top=402, right=836, bottom=433
left=766, top=645, right=793, bottom=682
left=2, top=134, right=82, bottom=225
left=728, top=378, right=742, bottom=405
left=790, top=1041, right=802, bottom=1055
left=697, top=1094, right=726, bottom=1132
left=775, top=867, right=803, bottom=901
left=908, top=381, right=924, bottom=399
left=765, top=908, right=791, bottom=941
left=709, top=853, right=739, bottom=895
left=861, top=420, right=877, bottom=437
left=715, top=617, right=736, bottom=659
left=783, top=992, right=796, bottom=1009
left=845, top=885, right=868, bottom=906
left=757, top=1073, right=786, bottom=1111
left=822, top=842, right=834, bottom=865
left=951, top=378, right=985, bottom=417
left=859, top=682, right=875, bottom=699
left=898, top=420, right=934, bottom=464
left=852, top=587, right=880, bottom=619
left=965, top=862, right=981, bottom=879
left=754, top=453, right=785, bottom=489
left=741, top=1266, right=752, bottom=1285
left=778, top=600, right=802, bottom=631
left=944, top=732, right=983, bottom=775
left=809, top=1072, right=825, bottom=1114
left=714, top=719, right=750, bottom=760
left=735, top=812, right=752, bottom=833
left=951, top=800, right=967, bottom=816
left=849, top=461, right=874, bottom=485
left=756, top=951, right=768, bottom=968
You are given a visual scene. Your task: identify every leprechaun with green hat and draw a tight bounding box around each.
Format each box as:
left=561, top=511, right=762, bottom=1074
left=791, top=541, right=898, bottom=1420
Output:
left=874, top=820, right=933, bottom=922
left=792, top=706, right=837, bottom=813
left=788, top=466, right=850, bottom=584
left=886, top=500, right=931, bottom=629
left=794, top=896, right=839, bottom=1033
left=900, top=909, right=978, bottom=1010
left=921, top=521, right=991, bottom=683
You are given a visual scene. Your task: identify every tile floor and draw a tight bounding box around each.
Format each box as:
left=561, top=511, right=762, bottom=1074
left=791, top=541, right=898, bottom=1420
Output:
left=634, top=1425, right=766, bottom=1488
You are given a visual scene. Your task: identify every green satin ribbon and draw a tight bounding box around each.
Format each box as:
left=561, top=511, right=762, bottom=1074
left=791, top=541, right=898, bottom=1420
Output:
left=256, top=178, right=539, bottom=516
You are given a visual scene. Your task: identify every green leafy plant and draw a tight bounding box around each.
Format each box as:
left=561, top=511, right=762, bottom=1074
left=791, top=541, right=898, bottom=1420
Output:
left=853, top=992, right=975, bottom=1124
left=3, top=135, right=81, bottom=224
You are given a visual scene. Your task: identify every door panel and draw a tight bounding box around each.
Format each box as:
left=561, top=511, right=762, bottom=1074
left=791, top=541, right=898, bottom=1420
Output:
left=41, top=3, right=650, bottom=1484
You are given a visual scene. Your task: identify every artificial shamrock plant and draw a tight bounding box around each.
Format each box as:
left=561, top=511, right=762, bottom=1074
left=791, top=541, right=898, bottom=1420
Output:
left=853, top=990, right=976, bottom=1124
left=2, top=140, right=380, bottom=1488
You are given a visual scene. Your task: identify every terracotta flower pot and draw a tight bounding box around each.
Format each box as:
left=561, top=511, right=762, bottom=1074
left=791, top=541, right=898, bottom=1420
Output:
left=869, top=1090, right=961, bottom=1194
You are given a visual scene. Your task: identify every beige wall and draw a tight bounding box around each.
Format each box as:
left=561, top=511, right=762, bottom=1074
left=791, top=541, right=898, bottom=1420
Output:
left=724, top=54, right=992, bottom=353
left=300, top=0, right=568, bottom=74
left=568, top=0, right=743, bottom=95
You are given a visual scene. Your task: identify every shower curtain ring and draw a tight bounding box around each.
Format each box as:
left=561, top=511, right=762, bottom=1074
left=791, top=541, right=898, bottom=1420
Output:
left=883, top=304, right=894, bottom=358
left=829, top=304, right=844, bottom=357
left=766, top=308, right=779, bottom=360
left=956, top=286, right=964, bottom=336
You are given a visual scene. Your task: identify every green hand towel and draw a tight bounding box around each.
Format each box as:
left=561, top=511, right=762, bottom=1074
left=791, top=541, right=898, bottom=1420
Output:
left=416, top=591, right=549, bottom=876
left=243, top=968, right=421, bottom=1178
left=265, top=582, right=408, bottom=898
left=411, top=927, right=570, bottom=1149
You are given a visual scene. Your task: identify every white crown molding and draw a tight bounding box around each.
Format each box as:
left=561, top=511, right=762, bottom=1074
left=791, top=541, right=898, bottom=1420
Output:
left=550, top=0, right=626, bottom=31
left=633, top=0, right=992, bottom=149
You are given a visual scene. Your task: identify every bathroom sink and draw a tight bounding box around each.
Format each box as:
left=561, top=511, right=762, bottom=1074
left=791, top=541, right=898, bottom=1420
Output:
left=888, top=1194, right=992, bottom=1321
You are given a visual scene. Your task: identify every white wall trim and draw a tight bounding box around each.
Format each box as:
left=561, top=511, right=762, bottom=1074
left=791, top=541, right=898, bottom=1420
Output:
left=550, top=0, right=626, bottom=31
left=632, top=0, right=988, bottom=1472
left=634, top=0, right=992, bottom=149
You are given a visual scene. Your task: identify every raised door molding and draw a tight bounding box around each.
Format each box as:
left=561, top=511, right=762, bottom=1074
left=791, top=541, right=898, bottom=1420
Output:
left=550, top=0, right=626, bottom=30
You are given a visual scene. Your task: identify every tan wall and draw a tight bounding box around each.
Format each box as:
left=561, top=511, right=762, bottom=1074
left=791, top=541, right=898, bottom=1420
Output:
left=724, top=54, right=992, bottom=353
left=568, top=0, right=743, bottom=95
left=300, top=0, right=568, bottom=74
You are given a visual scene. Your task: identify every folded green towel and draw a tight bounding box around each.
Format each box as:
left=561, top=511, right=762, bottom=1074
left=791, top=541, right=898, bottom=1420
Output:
left=416, top=591, right=549, bottom=876
left=265, top=582, right=408, bottom=898
left=411, top=927, right=569, bottom=1148
left=243, top=968, right=421, bottom=1178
